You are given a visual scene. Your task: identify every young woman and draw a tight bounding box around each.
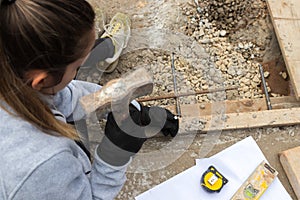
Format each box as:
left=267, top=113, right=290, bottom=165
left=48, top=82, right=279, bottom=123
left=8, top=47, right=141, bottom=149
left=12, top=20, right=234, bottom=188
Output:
left=0, top=0, right=179, bottom=199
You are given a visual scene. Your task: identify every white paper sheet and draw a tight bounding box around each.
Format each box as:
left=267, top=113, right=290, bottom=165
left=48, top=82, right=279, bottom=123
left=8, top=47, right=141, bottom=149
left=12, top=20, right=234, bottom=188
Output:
left=135, top=136, right=292, bottom=200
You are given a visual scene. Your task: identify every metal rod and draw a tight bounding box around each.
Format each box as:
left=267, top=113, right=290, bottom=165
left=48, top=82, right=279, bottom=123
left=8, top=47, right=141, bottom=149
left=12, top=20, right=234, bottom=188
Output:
left=258, top=63, right=272, bottom=110
left=137, top=86, right=238, bottom=102
left=171, top=52, right=181, bottom=117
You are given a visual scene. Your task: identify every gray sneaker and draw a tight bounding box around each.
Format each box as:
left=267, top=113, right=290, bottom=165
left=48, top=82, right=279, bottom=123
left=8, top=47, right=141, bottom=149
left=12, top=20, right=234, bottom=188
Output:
left=97, top=13, right=131, bottom=73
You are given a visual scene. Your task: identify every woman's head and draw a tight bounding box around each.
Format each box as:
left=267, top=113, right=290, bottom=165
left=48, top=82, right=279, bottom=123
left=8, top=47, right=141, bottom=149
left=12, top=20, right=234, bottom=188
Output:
left=1, top=0, right=95, bottom=93
left=0, top=0, right=96, bottom=139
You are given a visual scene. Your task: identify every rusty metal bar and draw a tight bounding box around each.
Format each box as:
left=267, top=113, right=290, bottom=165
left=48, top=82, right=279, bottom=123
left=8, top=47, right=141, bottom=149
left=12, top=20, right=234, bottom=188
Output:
left=258, top=63, right=272, bottom=110
left=137, top=86, right=238, bottom=102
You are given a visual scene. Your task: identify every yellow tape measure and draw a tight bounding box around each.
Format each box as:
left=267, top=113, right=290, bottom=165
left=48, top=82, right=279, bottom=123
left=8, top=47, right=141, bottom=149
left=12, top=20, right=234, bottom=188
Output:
left=201, top=166, right=228, bottom=193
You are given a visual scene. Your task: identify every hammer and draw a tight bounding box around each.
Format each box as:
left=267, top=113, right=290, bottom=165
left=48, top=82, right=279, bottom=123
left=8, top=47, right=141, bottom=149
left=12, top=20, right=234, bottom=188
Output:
left=80, top=68, right=154, bottom=123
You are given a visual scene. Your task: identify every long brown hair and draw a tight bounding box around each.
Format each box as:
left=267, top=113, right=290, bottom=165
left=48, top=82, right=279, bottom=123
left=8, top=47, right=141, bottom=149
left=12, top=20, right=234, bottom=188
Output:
left=0, top=0, right=95, bottom=140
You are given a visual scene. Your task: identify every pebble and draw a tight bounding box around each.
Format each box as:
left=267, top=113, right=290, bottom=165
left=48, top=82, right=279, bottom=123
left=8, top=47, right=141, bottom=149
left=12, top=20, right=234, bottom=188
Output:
left=238, top=43, right=244, bottom=49
left=280, top=71, right=288, bottom=80
left=288, top=129, right=295, bottom=137
left=133, top=14, right=144, bottom=20
left=253, top=75, right=261, bottom=83
left=264, top=71, right=270, bottom=78
left=199, top=28, right=205, bottom=36
left=202, top=85, right=209, bottom=90
left=199, top=38, right=211, bottom=44
left=219, top=30, right=227, bottom=37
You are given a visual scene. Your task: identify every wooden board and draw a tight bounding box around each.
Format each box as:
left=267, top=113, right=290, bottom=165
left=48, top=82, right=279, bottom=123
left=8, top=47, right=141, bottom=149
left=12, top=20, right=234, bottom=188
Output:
left=279, top=146, right=300, bottom=200
left=266, top=0, right=300, bottom=99
left=175, top=96, right=300, bottom=116
left=166, top=96, right=300, bottom=133
left=200, top=107, right=300, bottom=132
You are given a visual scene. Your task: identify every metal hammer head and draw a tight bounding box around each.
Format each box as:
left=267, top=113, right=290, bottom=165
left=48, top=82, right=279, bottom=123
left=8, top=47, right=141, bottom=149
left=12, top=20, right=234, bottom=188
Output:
left=80, top=68, right=153, bottom=115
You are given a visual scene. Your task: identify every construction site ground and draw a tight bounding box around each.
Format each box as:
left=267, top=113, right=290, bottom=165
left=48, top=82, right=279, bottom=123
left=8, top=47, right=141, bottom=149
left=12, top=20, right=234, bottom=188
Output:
left=80, top=0, right=300, bottom=199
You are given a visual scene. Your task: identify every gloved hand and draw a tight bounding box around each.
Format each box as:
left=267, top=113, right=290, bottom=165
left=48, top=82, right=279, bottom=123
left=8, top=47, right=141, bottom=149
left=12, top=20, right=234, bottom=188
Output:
left=97, top=104, right=146, bottom=166
left=140, top=105, right=179, bottom=137
left=97, top=103, right=179, bottom=166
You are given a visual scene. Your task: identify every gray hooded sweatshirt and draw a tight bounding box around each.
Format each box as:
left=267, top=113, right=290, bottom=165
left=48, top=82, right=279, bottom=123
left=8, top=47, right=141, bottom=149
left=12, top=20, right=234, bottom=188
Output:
left=0, top=80, right=129, bottom=200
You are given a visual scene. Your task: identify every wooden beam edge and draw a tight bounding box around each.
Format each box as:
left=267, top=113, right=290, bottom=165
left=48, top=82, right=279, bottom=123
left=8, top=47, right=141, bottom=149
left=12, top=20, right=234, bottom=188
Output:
left=265, top=0, right=300, bottom=99
left=279, top=148, right=300, bottom=200
left=199, top=107, right=300, bottom=132
left=163, top=97, right=300, bottom=134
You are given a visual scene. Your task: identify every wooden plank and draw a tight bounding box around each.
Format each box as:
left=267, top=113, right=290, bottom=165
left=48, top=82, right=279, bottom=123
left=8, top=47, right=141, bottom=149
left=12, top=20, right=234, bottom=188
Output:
left=267, top=0, right=300, bottom=19
left=266, top=0, right=300, bottom=99
left=272, top=19, right=300, bottom=98
left=165, top=97, right=300, bottom=133
left=172, top=96, right=300, bottom=117
left=279, top=146, right=300, bottom=200
left=200, top=107, right=300, bottom=132
left=272, top=20, right=300, bottom=60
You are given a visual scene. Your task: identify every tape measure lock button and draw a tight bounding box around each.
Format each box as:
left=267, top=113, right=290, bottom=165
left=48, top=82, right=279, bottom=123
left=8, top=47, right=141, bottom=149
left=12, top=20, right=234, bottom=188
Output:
left=208, top=174, right=218, bottom=185
left=201, top=165, right=228, bottom=193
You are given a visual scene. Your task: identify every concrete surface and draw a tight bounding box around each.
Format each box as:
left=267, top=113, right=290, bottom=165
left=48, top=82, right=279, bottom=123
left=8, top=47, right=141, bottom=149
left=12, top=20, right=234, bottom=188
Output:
left=85, top=119, right=300, bottom=199
left=111, top=125, right=300, bottom=200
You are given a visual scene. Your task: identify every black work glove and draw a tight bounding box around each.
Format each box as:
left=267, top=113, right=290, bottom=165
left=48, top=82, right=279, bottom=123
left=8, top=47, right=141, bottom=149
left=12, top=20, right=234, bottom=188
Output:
left=97, top=104, right=147, bottom=166
left=105, top=104, right=147, bottom=153
left=97, top=103, right=179, bottom=166
left=140, top=105, right=179, bottom=137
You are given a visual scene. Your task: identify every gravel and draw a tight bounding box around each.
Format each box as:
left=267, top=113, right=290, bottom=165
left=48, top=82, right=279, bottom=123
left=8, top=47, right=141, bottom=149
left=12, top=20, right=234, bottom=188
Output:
left=77, top=0, right=284, bottom=114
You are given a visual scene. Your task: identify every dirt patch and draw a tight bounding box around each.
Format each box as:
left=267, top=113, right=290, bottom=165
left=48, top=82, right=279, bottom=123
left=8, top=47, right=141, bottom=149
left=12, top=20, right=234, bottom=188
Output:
left=262, top=57, right=291, bottom=96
